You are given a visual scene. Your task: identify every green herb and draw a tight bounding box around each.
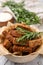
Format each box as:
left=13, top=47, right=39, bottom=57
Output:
left=2, top=0, right=40, bottom=25
left=16, top=27, right=29, bottom=33
left=17, top=32, right=40, bottom=42
left=16, top=27, right=40, bottom=42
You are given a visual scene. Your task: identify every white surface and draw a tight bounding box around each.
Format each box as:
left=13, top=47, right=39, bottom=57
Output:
left=0, top=0, right=43, bottom=65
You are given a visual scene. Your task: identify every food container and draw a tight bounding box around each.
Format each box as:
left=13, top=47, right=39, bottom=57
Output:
left=0, top=11, right=15, bottom=27
left=0, top=22, right=43, bottom=63
left=5, top=50, right=42, bottom=63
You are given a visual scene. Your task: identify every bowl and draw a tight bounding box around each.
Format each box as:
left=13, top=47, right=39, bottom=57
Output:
left=0, top=11, right=15, bottom=27
left=4, top=24, right=43, bottom=63
left=0, top=23, right=43, bottom=63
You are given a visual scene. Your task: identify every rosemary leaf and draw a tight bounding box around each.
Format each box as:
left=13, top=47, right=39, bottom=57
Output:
left=2, top=0, right=40, bottom=25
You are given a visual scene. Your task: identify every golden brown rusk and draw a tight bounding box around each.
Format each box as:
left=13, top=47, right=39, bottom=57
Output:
left=0, top=23, right=42, bottom=56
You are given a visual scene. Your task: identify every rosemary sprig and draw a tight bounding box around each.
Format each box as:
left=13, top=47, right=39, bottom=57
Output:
left=17, top=32, right=40, bottom=42
left=16, top=27, right=29, bottom=33
left=2, top=0, right=40, bottom=25
left=16, top=27, right=40, bottom=42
